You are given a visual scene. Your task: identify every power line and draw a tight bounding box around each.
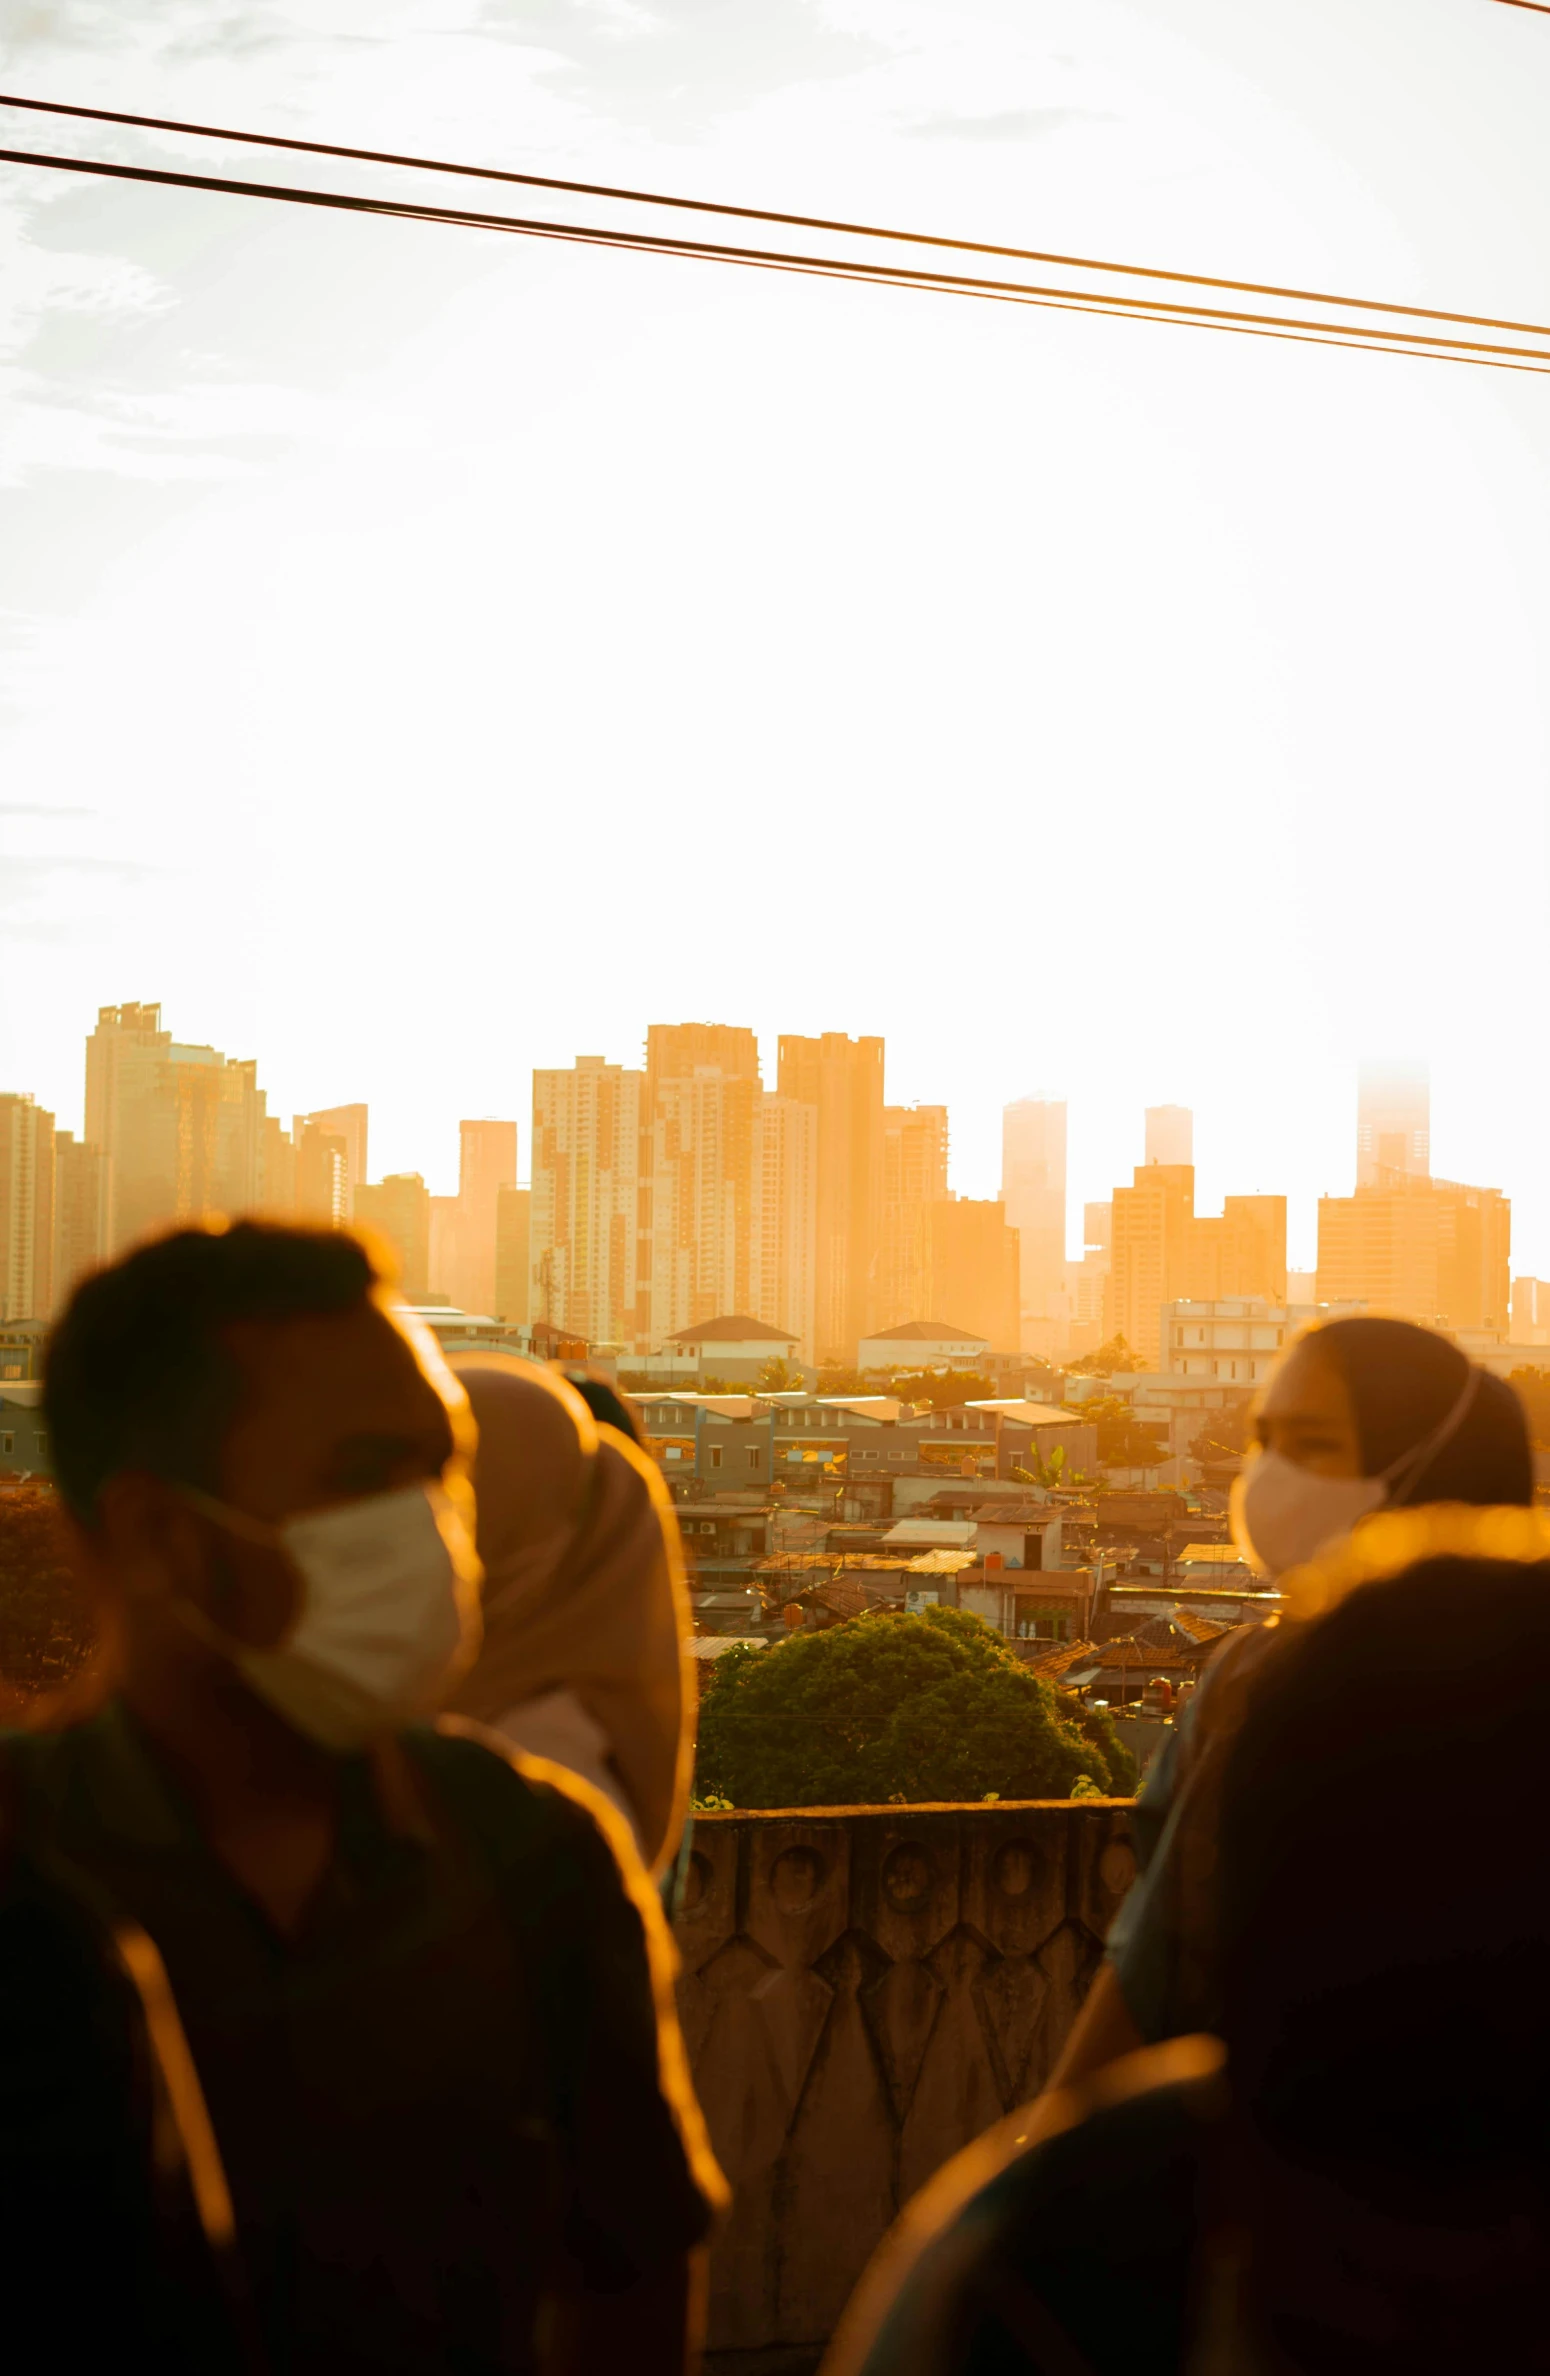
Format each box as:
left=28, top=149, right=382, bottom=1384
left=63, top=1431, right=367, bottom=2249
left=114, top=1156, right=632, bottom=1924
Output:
left=3, top=88, right=1549, bottom=352
left=3, top=140, right=1549, bottom=377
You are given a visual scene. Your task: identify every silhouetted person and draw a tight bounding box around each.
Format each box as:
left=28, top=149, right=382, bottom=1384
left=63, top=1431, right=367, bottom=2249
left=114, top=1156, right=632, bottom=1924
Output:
left=2, top=1223, right=722, bottom=2374
left=1053, top=1318, right=1534, bottom=2087
left=445, top=1355, right=690, bottom=1873
left=827, top=1510, right=1550, bottom=2376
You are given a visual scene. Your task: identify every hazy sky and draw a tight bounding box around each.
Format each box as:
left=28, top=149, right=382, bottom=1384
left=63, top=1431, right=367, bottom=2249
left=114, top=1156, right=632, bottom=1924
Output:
left=3, top=0, right=1549, bottom=1271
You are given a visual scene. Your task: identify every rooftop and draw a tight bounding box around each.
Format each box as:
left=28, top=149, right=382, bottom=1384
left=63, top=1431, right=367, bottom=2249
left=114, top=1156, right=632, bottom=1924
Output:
left=862, top=1319, right=988, bottom=1344
left=666, top=1315, right=798, bottom=1345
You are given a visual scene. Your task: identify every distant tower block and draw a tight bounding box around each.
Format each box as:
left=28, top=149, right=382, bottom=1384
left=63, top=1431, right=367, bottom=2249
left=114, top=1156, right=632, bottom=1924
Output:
left=1357, top=1061, right=1430, bottom=1187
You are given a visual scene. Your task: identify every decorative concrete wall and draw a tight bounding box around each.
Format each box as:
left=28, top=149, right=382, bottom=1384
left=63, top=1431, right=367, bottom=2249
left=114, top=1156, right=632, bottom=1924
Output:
left=674, top=1800, right=1137, bottom=2358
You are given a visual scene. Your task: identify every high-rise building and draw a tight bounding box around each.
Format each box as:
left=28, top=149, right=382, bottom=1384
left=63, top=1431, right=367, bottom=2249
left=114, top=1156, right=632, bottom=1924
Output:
left=293, top=1119, right=350, bottom=1227
left=1357, top=1062, right=1430, bottom=1187
left=85, top=1003, right=267, bottom=1251
left=1001, top=1098, right=1067, bottom=1324
left=455, top=1119, right=518, bottom=1316
left=645, top=1067, right=763, bottom=1343
left=1109, top=1164, right=1197, bottom=1367
left=51, top=1131, right=109, bottom=1310
left=355, top=1173, right=432, bottom=1300
left=1191, top=1195, right=1288, bottom=1306
left=1108, top=1163, right=1288, bottom=1366
left=750, top=1094, right=817, bottom=1361
left=0, top=1094, right=55, bottom=1322
left=531, top=1057, right=645, bottom=1346
left=1145, top=1105, right=1194, bottom=1168
left=880, top=1105, right=950, bottom=1330
left=645, top=1023, right=760, bottom=1096
left=294, top=1105, right=368, bottom=1216
left=1317, top=1176, right=1509, bottom=1334
left=926, top=1196, right=1021, bottom=1354
left=257, top=1115, right=296, bottom=1216
left=776, top=1033, right=885, bottom=1364
left=494, top=1186, right=531, bottom=1326
left=428, top=1195, right=462, bottom=1305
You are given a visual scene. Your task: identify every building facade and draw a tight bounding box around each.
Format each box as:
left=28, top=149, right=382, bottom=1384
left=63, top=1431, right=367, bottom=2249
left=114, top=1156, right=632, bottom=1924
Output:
left=1357, top=1060, right=1430, bottom=1187
left=776, top=1033, right=885, bottom=1366
left=1001, top=1097, right=1066, bottom=1329
left=530, top=1056, right=645, bottom=1347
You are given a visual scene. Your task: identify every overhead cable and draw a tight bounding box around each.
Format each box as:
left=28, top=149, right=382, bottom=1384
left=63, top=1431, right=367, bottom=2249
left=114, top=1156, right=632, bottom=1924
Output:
left=3, top=139, right=1549, bottom=377
left=3, top=87, right=1548, bottom=352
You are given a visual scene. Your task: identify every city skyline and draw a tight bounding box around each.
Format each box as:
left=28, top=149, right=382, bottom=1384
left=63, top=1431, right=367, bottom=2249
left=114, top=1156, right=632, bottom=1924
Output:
left=3, top=1002, right=1542, bottom=1360
left=5, top=3, right=1550, bottom=1282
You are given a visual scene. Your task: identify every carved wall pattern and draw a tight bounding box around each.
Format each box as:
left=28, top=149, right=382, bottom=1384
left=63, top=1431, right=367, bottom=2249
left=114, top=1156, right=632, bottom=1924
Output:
left=674, top=1803, right=1137, bottom=2354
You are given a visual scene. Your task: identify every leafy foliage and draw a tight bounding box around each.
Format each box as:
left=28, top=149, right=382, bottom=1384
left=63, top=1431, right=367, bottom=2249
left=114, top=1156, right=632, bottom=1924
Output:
left=1067, top=1335, right=1143, bottom=1377
left=1190, top=1400, right=1253, bottom=1467
left=694, top=1604, right=1131, bottom=1809
left=1076, top=1395, right=1170, bottom=1469
left=0, top=1483, right=95, bottom=1702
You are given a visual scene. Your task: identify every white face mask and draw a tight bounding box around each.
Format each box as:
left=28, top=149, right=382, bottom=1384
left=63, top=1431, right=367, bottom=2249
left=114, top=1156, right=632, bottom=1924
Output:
left=1231, top=1455, right=1386, bottom=1581
left=179, top=1481, right=484, bottom=1751
left=1231, top=1366, right=1483, bottom=1583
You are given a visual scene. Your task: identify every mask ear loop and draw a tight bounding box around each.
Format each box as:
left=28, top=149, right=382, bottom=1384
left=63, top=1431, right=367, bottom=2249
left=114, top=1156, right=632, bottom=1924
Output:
left=1378, top=1365, right=1482, bottom=1510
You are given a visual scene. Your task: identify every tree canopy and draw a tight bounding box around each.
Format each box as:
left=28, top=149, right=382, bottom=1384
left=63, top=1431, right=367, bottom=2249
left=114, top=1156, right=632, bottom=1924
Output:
left=1066, top=1335, right=1143, bottom=1377
left=693, top=1604, right=1137, bottom=1809
left=0, top=1482, right=94, bottom=1705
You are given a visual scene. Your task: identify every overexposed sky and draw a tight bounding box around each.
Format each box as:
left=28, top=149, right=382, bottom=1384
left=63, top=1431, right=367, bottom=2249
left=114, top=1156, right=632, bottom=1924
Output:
left=2, top=0, right=1548, bottom=1271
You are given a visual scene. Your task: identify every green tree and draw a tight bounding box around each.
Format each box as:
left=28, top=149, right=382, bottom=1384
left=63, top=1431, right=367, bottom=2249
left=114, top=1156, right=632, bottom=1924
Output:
left=1078, top=1394, right=1169, bottom=1469
left=694, top=1604, right=1133, bottom=1809
left=757, top=1356, right=797, bottom=1391
left=1067, top=1334, right=1143, bottom=1377
left=0, top=1482, right=95, bottom=1703
left=1191, top=1401, right=1253, bottom=1467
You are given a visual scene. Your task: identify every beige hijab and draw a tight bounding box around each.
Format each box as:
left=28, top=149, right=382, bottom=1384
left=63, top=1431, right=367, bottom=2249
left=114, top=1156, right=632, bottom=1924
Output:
left=444, top=1354, right=692, bottom=1876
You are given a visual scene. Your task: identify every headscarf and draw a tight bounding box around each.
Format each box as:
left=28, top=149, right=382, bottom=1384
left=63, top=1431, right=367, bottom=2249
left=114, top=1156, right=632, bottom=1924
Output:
left=443, top=1355, right=691, bottom=1876
left=1312, top=1316, right=1533, bottom=1505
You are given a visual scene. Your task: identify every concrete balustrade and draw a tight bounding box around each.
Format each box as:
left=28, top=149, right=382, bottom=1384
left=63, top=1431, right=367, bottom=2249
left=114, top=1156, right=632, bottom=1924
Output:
left=674, top=1800, right=1137, bottom=2365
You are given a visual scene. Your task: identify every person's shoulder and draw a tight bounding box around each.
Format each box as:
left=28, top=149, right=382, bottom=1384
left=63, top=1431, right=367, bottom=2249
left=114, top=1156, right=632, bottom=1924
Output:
left=831, top=2041, right=1224, bottom=2376
left=409, top=1715, right=642, bottom=1881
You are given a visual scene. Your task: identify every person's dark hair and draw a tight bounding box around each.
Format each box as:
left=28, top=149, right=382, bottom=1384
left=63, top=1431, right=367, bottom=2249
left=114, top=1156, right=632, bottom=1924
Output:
left=1312, top=1316, right=1533, bottom=1506
left=564, top=1374, right=644, bottom=1446
left=45, top=1221, right=381, bottom=1524
left=1218, top=1548, right=1550, bottom=2201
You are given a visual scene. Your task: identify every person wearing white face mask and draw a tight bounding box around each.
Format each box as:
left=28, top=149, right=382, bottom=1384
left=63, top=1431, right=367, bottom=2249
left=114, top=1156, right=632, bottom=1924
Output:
left=1, top=1220, right=724, bottom=2376
left=1034, top=1315, right=1535, bottom=2103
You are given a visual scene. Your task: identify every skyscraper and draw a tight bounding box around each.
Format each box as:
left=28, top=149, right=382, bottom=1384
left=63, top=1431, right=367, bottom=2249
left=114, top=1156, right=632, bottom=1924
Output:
left=645, top=1023, right=760, bottom=1096
left=1318, top=1176, right=1509, bottom=1333
left=926, top=1196, right=1021, bottom=1353
left=494, top=1186, right=531, bottom=1326
left=1109, top=1164, right=1197, bottom=1367
left=531, top=1057, right=645, bottom=1346
left=85, top=1004, right=267, bottom=1251
left=0, top=1094, right=55, bottom=1322
left=51, top=1131, right=109, bottom=1310
left=355, top=1174, right=431, bottom=1301
left=456, top=1119, right=518, bottom=1315
left=1357, top=1062, right=1430, bottom=1187
left=880, top=1105, right=950, bottom=1327
left=294, top=1104, right=368, bottom=1216
left=776, top=1033, right=885, bottom=1364
left=1001, top=1097, right=1067, bottom=1322
left=644, top=1066, right=763, bottom=1342
left=1145, top=1105, right=1194, bottom=1169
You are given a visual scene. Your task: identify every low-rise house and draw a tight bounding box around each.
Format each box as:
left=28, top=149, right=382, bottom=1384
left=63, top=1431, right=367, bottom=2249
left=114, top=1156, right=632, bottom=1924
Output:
left=856, top=1320, right=989, bottom=1372
left=1173, top=1541, right=1260, bottom=1592
left=655, top=1315, right=805, bottom=1385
